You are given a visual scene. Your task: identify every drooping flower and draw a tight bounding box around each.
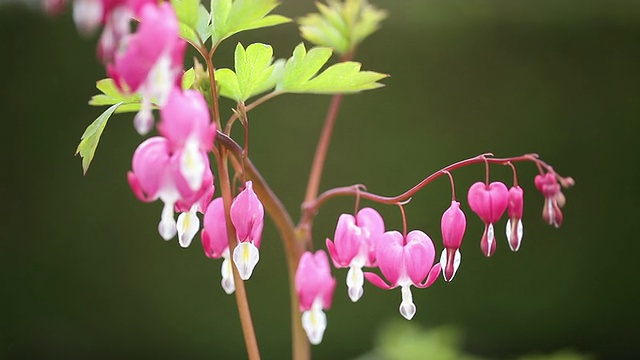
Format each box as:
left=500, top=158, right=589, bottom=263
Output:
left=230, top=181, right=264, bottom=280
left=535, top=173, right=564, bottom=228
left=325, top=207, right=385, bottom=302
left=109, top=2, right=186, bottom=135
left=295, top=250, right=336, bottom=345
left=467, top=181, right=509, bottom=257
left=174, top=161, right=214, bottom=248
left=127, top=137, right=208, bottom=243
left=364, top=230, right=441, bottom=320
left=440, top=201, right=466, bottom=282
left=159, top=88, right=216, bottom=191
left=202, top=197, right=235, bottom=294
left=506, top=186, right=524, bottom=251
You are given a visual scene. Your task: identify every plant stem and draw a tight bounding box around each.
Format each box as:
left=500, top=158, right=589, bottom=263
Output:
left=301, top=153, right=574, bottom=226
left=216, top=148, right=261, bottom=360
left=303, top=52, right=355, bottom=207
left=216, top=131, right=311, bottom=360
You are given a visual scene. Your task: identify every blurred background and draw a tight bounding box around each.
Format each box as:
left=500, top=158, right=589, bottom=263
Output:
left=1, top=0, right=639, bottom=359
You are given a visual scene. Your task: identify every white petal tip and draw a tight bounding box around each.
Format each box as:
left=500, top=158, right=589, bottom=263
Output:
left=301, top=308, right=327, bottom=345
left=220, top=257, right=235, bottom=294
left=158, top=218, right=177, bottom=241
left=177, top=211, right=200, bottom=248
left=440, top=248, right=461, bottom=282
left=348, top=286, right=363, bottom=302
left=233, top=242, right=260, bottom=280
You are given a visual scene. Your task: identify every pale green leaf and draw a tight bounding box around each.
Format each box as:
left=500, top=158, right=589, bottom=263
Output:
left=89, top=78, right=140, bottom=107
left=277, top=43, right=387, bottom=94
left=215, top=43, right=281, bottom=102
left=210, top=0, right=290, bottom=46
left=76, top=102, right=123, bottom=175
left=171, top=0, right=200, bottom=31
left=298, top=0, right=387, bottom=55
left=215, top=68, right=241, bottom=101
left=173, top=0, right=212, bottom=43
left=182, top=67, right=196, bottom=89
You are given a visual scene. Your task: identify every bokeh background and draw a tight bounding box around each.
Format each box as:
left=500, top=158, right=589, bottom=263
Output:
left=1, top=0, right=639, bottom=359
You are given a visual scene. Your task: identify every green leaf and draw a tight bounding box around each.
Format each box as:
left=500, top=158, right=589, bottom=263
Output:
left=182, top=67, right=196, bottom=89
left=298, top=0, right=387, bottom=55
left=210, top=0, right=291, bottom=46
left=171, top=0, right=200, bottom=29
left=277, top=43, right=387, bottom=94
left=215, top=43, right=282, bottom=102
left=76, top=102, right=123, bottom=175
left=89, top=78, right=140, bottom=106
left=172, top=0, right=212, bottom=43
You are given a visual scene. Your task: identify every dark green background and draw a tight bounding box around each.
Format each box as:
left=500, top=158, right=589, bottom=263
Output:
left=1, top=1, right=638, bottom=359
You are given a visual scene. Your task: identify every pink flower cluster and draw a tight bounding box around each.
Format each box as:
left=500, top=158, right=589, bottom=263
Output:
left=294, top=170, right=568, bottom=345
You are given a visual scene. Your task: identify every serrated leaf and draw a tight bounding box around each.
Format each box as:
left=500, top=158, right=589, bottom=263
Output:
left=89, top=78, right=140, bottom=107
left=210, top=0, right=291, bottom=46
left=278, top=43, right=333, bottom=91
left=76, top=102, right=123, bottom=174
left=173, top=0, right=211, bottom=43
left=215, top=43, right=281, bottom=102
left=277, top=43, right=387, bottom=94
left=298, top=0, right=387, bottom=55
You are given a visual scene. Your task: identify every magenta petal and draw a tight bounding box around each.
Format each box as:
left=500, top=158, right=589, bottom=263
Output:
left=130, top=136, right=171, bottom=199
left=417, top=263, right=441, bottom=289
left=295, top=250, right=336, bottom=311
left=467, top=181, right=509, bottom=224
left=355, top=207, right=385, bottom=265
left=127, top=171, right=153, bottom=202
left=201, top=198, right=229, bottom=259
left=332, top=214, right=359, bottom=266
left=325, top=238, right=341, bottom=268
left=364, top=272, right=394, bottom=290
left=230, top=181, right=264, bottom=245
left=487, top=182, right=509, bottom=223
left=375, top=231, right=405, bottom=286
left=507, top=186, right=524, bottom=219
left=159, top=88, right=213, bottom=151
left=441, top=201, right=466, bottom=249
left=404, top=230, right=435, bottom=285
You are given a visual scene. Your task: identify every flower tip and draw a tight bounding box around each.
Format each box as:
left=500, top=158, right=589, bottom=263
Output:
left=301, top=307, right=327, bottom=345
left=506, top=218, right=523, bottom=252
left=439, top=248, right=461, bottom=282
left=158, top=216, right=177, bottom=240
left=233, top=242, right=260, bottom=280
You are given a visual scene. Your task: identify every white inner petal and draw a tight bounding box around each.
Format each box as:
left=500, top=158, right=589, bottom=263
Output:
left=220, top=256, right=235, bottom=295
left=73, top=0, right=103, bottom=35
left=180, top=139, right=205, bottom=192
left=158, top=200, right=177, bottom=240
left=399, top=285, right=416, bottom=320
left=301, top=301, right=327, bottom=345
left=133, top=98, right=154, bottom=136
left=145, top=54, right=173, bottom=106
left=232, top=242, right=260, bottom=280
left=177, top=209, right=199, bottom=248
left=346, top=266, right=364, bottom=302
left=487, top=223, right=495, bottom=249
left=517, top=219, right=524, bottom=242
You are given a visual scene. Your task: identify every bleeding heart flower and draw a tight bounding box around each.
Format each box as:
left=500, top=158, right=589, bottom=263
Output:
left=364, top=230, right=441, bottom=320
left=467, top=181, right=509, bottom=257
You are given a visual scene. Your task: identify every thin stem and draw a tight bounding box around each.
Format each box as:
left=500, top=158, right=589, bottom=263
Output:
left=216, top=148, right=261, bottom=360
left=483, top=155, right=490, bottom=186
left=301, top=153, right=571, bottom=226
left=443, top=170, right=456, bottom=201
left=398, top=202, right=408, bottom=238
left=202, top=44, right=221, bottom=129
left=225, top=91, right=282, bottom=132
left=507, top=162, right=518, bottom=187
left=215, top=131, right=310, bottom=360
left=303, top=52, right=355, bottom=207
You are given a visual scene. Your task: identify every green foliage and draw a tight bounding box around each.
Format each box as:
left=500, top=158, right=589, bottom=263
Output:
left=89, top=70, right=195, bottom=112
left=171, top=0, right=213, bottom=44
left=75, top=102, right=123, bottom=175
left=89, top=79, right=142, bottom=113
left=210, top=0, right=290, bottom=47
left=215, top=43, right=283, bottom=102
left=355, top=321, right=593, bottom=360
left=277, top=43, right=387, bottom=94
left=299, top=0, right=387, bottom=55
